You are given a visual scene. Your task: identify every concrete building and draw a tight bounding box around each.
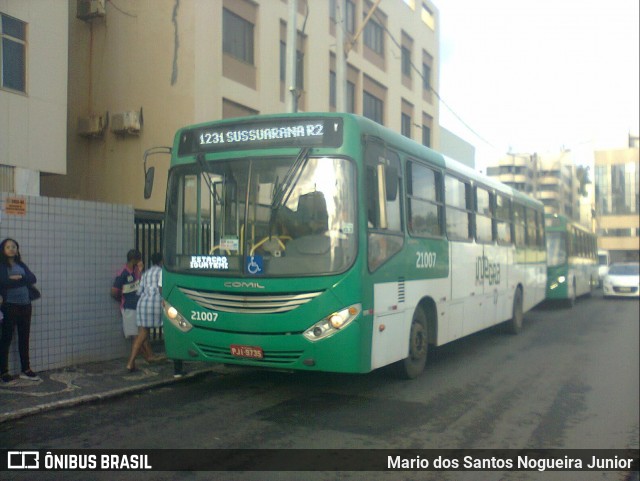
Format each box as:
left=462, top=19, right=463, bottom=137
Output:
left=0, top=2, right=68, bottom=195
left=594, top=137, right=640, bottom=262
left=486, top=153, right=536, bottom=195
left=487, top=150, right=581, bottom=221
left=439, top=127, right=475, bottom=169
left=26, top=0, right=440, bottom=215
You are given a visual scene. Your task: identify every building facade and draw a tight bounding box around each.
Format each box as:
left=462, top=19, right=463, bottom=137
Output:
left=0, top=2, right=68, bottom=195
left=487, top=151, right=581, bottom=222
left=33, top=0, right=440, bottom=214
left=594, top=140, right=640, bottom=262
left=439, top=127, right=475, bottom=169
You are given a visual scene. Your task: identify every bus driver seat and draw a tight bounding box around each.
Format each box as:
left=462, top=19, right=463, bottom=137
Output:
left=295, top=191, right=329, bottom=236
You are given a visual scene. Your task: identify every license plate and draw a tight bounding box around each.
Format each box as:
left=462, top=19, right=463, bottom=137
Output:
left=618, top=287, right=631, bottom=293
left=230, top=344, right=264, bottom=359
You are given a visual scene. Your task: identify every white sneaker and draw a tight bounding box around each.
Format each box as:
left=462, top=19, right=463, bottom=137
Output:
left=20, top=370, right=41, bottom=381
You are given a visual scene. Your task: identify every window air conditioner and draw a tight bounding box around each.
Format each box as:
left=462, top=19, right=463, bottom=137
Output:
left=78, top=114, right=107, bottom=138
left=77, top=0, right=106, bottom=22
left=111, top=111, right=142, bottom=135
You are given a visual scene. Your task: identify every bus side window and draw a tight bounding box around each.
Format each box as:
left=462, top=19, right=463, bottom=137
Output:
left=406, top=160, right=443, bottom=237
left=512, top=203, right=526, bottom=247
left=495, top=195, right=512, bottom=244
left=444, top=175, right=472, bottom=241
left=536, top=210, right=545, bottom=248
left=475, top=186, right=492, bottom=243
left=364, top=140, right=404, bottom=271
left=525, top=207, right=537, bottom=247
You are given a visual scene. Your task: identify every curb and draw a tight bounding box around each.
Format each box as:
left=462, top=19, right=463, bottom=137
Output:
left=0, top=367, right=218, bottom=424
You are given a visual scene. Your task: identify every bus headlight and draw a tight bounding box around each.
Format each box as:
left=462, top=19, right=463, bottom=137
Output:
left=304, top=304, right=361, bottom=341
left=163, top=300, right=193, bottom=333
left=557, top=276, right=566, bottom=283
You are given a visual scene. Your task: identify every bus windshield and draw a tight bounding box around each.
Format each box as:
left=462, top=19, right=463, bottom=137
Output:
left=546, top=231, right=567, bottom=267
left=164, top=155, right=357, bottom=277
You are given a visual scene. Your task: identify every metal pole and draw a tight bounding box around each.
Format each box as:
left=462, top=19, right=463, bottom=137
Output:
left=286, top=0, right=298, bottom=113
left=335, top=0, right=346, bottom=112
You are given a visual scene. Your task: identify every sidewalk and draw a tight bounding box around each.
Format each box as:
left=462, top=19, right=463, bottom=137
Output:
left=0, top=353, right=222, bottom=424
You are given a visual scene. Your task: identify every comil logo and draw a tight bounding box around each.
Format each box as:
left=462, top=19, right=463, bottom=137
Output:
left=8, top=451, right=39, bottom=469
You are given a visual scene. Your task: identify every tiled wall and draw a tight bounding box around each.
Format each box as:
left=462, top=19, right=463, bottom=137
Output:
left=0, top=194, right=134, bottom=373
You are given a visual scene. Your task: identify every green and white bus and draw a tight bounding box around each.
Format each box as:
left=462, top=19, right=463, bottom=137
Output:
left=545, top=213, right=598, bottom=306
left=156, top=113, right=546, bottom=378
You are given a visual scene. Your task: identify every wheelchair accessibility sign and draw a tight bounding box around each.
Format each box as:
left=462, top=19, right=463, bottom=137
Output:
left=246, top=255, right=264, bottom=275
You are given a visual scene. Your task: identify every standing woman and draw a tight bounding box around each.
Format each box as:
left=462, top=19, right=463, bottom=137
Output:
left=0, top=238, right=40, bottom=383
left=126, top=252, right=164, bottom=371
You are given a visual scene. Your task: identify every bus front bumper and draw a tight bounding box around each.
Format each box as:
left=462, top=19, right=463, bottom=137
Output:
left=163, top=320, right=368, bottom=374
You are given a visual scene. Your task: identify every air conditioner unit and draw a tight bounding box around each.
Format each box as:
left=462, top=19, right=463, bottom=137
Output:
left=77, top=0, right=106, bottom=22
left=78, top=114, right=106, bottom=138
left=111, top=111, right=141, bottom=135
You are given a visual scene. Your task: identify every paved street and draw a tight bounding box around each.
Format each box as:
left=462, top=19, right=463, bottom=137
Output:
left=1, top=292, right=638, bottom=481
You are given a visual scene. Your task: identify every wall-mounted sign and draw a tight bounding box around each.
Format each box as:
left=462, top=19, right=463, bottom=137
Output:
left=5, top=197, right=27, bottom=216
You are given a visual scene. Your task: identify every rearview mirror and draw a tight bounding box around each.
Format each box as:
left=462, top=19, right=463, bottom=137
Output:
left=144, top=167, right=155, bottom=199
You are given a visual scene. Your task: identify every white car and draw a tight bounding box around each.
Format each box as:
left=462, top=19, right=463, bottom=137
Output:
left=602, top=263, right=640, bottom=298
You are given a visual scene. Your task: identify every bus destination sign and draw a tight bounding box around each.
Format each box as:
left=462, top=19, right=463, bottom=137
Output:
left=178, top=118, right=344, bottom=155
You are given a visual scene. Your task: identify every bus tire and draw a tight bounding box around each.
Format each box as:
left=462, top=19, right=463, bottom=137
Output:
left=395, top=307, right=429, bottom=379
left=505, top=287, right=523, bottom=335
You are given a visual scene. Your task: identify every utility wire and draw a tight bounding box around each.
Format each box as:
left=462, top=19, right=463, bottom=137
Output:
left=107, top=0, right=137, bottom=18
left=364, top=9, right=501, bottom=151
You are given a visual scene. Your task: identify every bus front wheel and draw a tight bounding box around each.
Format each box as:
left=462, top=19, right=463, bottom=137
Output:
left=395, top=307, right=429, bottom=379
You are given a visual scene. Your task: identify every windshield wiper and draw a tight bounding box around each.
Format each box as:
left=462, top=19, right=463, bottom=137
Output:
left=195, top=153, right=216, bottom=199
left=269, top=147, right=310, bottom=235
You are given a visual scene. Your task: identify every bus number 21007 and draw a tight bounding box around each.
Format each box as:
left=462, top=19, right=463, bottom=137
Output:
left=416, top=251, right=437, bottom=269
left=191, top=311, right=218, bottom=322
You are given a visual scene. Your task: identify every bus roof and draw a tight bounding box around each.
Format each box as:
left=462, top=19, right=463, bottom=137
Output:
left=544, top=213, right=594, bottom=234
left=174, top=112, right=543, bottom=210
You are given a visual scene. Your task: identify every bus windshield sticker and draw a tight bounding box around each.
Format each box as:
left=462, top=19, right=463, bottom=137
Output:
left=246, top=255, right=264, bottom=275
left=341, top=223, right=354, bottom=235
left=190, top=255, right=229, bottom=270
left=220, top=237, right=239, bottom=252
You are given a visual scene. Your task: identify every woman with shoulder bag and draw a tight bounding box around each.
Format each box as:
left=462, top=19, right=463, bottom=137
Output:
left=0, top=238, right=40, bottom=383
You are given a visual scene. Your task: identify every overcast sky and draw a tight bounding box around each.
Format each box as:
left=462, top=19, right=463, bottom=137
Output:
left=436, top=0, right=639, bottom=170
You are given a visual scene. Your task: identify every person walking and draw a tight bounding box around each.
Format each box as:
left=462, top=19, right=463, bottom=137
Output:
left=0, top=238, right=40, bottom=383
left=111, top=249, right=143, bottom=339
left=111, top=249, right=156, bottom=365
left=126, top=252, right=164, bottom=371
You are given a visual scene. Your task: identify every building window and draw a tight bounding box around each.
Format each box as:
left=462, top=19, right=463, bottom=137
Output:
left=403, top=0, right=416, bottom=10
left=401, top=113, right=412, bottom=138
left=401, top=46, right=412, bottom=78
left=330, top=0, right=356, bottom=33
left=223, top=9, right=254, bottom=65
left=363, top=17, right=384, bottom=56
left=363, top=91, right=383, bottom=124
left=1, top=13, right=26, bottom=92
left=346, top=80, right=355, bottom=113
left=422, top=62, right=431, bottom=91
left=422, top=125, right=431, bottom=147
left=421, top=3, right=435, bottom=30
left=0, top=165, right=15, bottom=193
left=280, top=41, right=304, bottom=89
left=608, top=162, right=639, bottom=215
